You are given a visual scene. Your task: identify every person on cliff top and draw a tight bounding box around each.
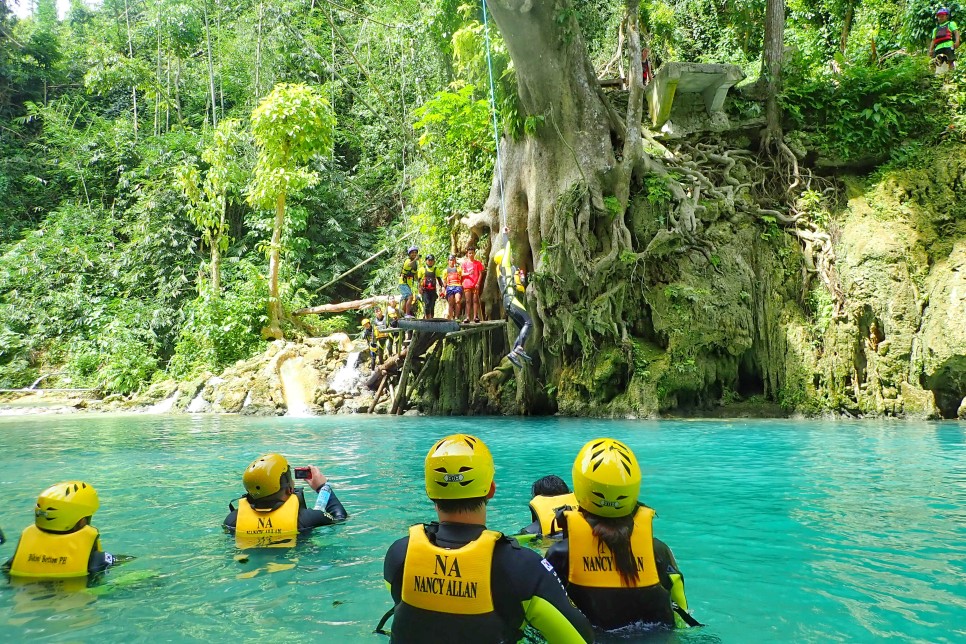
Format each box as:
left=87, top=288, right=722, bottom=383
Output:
left=400, top=247, right=420, bottom=319
left=493, top=227, right=533, bottom=368
left=546, top=438, right=700, bottom=632
left=929, top=8, right=960, bottom=69
left=5, top=481, right=116, bottom=581
left=520, top=475, right=577, bottom=538
left=460, top=247, right=485, bottom=324
left=381, top=434, right=594, bottom=643
left=417, top=254, right=445, bottom=320
left=223, top=454, right=347, bottom=549
left=444, top=254, right=464, bottom=320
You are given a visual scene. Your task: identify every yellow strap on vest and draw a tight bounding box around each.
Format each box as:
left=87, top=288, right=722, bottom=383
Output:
left=10, top=524, right=99, bottom=579
left=565, top=507, right=659, bottom=588
left=528, top=493, right=578, bottom=535
left=236, top=495, right=299, bottom=548
left=401, top=525, right=499, bottom=615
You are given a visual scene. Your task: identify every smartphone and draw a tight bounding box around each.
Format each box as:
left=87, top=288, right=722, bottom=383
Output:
left=294, top=467, right=311, bottom=480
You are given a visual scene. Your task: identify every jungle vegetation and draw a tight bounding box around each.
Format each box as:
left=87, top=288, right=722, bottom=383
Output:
left=0, top=0, right=962, bottom=404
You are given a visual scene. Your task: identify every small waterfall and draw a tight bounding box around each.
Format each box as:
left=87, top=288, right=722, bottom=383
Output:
left=279, top=356, right=316, bottom=417
left=146, top=392, right=180, bottom=414
left=329, top=351, right=363, bottom=394
left=186, top=391, right=209, bottom=413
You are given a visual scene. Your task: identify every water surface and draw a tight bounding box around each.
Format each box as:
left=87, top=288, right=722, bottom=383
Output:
left=0, top=415, right=963, bottom=642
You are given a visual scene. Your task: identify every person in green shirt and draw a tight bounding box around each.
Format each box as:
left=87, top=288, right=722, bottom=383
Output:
left=929, top=8, right=960, bottom=69
left=399, top=246, right=419, bottom=319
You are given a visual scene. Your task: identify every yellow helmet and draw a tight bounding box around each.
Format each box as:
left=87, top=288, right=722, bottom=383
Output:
left=424, top=434, right=494, bottom=500
left=572, top=438, right=641, bottom=518
left=493, top=250, right=506, bottom=266
left=243, top=453, right=291, bottom=500
left=34, top=481, right=100, bottom=532
left=361, top=318, right=371, bottom=327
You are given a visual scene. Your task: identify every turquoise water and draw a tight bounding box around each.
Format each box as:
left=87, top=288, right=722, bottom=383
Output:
left=0, top=415, right=963, bottom=642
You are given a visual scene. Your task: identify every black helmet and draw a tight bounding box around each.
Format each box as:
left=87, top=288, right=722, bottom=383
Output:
left=426, top=254, right=436, bottom=261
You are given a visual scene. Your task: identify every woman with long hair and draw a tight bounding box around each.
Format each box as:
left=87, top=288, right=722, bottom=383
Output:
left=546, top=438, right=698, bottom=632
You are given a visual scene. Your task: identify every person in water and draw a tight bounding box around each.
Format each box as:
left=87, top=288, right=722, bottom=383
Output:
left=223, top=454, right=347, bottom=547
left=444, top=254, right=464, bottom=320
left=520, top=475, right=577, bottom=537
left=417, top=254, right=444, bottom=319
left=399, top=246, right=420, bottom=319
left=493, top=228, right=533, bottom=368
left=460, top=247, right=485, bottom=323
left=5, top=481, right=115, bottom=579
left=546, top=438, right=698, bottom=631
left=929, top=8, right=960, bottom=68
left=382, top=434, right=593, bottom=643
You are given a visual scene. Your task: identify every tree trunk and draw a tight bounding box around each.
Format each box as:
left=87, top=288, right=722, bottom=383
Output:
left=203, top=0, right=218, bottom=129
left=123, top=0, right=138, bottom=140
left=839, top=4, right=854, bottom=55
left=761, top=0, right=785, bottom=145
left=265, top=192, right=286, bottom=339
left=466, top=0, right=650, bottom=380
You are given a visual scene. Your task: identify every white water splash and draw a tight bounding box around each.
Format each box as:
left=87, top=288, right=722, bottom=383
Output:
left=279, top=356, right=315, bottom=417
left=329, top=351, right=363, bottom=394
left=146, top=392, right=180, bottom=414
left=186, top=391, right=209, bottom=413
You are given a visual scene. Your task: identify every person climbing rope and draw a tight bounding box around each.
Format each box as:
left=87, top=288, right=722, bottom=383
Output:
left=460, top=247, right=485, bottom=324
left=417, top=254, right=444, bottom=320
left=929, top=8, right=960, bottom=71
left=546, top=439, right=700, bottom=632
left=399, top=246, right=420, bottom=319
left=493, top=227, right=532, bottom=368
left=444, top=254, right=464, bottom=320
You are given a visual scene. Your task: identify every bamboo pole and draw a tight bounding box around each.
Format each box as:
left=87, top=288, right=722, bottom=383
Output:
left=314, top=230, right=418, bottom=294
left=293, top=296, right=388, bottom=316
left=368, top=373, right=389, bottom=413
left=391, top=347, right=415, bottom=415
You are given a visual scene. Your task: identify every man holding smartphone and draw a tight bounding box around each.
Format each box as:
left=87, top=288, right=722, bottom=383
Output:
left=223, top=453, right=347, bottom=547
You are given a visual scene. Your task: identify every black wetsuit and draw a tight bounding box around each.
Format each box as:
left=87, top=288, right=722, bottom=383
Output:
left=223, top=488, right=347, bottom=533
left=496, top=234, right=531, bottom=352
left=384, top=522, right=594, bottom=644
left=546, top=535, right=681, bottom=631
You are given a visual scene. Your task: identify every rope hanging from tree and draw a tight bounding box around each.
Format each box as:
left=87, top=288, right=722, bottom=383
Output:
left=480, top=0, right=508, bottom=231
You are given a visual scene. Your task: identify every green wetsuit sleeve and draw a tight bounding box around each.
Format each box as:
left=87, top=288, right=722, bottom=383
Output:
left=522, top=595, right=593, bottom=644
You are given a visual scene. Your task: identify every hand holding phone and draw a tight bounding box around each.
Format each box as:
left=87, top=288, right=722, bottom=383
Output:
left=294, top=466, right=311, bottom=480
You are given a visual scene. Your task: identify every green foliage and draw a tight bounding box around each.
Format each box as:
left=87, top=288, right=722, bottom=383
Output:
left=644, top=173, right=673, bottom=205
left=248, top=83, right=336, bottom=210
left=167, top=261, right=268, bottom=378
left=782, top=56, right=939, bottom=161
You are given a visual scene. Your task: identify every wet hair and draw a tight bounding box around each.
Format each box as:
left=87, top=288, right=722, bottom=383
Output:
left=433, top=496, right=487, bottom=514
left=531, top=475, right=570, bottom=497
left=582, top=509, right=640, bottom=586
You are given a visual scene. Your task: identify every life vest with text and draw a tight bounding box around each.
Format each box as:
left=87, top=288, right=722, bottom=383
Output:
left=9, top=525, right=100, bottom=579
left=393, top=525, right=503, bottom=640
left=564, top=507, right=659, bottom=589
left=236, top=494, right=299, bottom=548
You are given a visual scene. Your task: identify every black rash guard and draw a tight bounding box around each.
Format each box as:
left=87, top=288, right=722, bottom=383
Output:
left=546, top=536, right=681, bottom=631
left=222, top=488, right=347, bottom=533
left=384, top=522, right=593, bottom=644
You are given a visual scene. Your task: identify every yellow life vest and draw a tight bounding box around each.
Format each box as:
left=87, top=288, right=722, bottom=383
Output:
left=400, top=524, right=499, bottom=615
left=9, top=524, right=100, bottom=579
left=235, top=494, right=299, bottom=549
left=565, top=507, right=659, bottom=589
left=528, top=492, right=578, bottom=535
